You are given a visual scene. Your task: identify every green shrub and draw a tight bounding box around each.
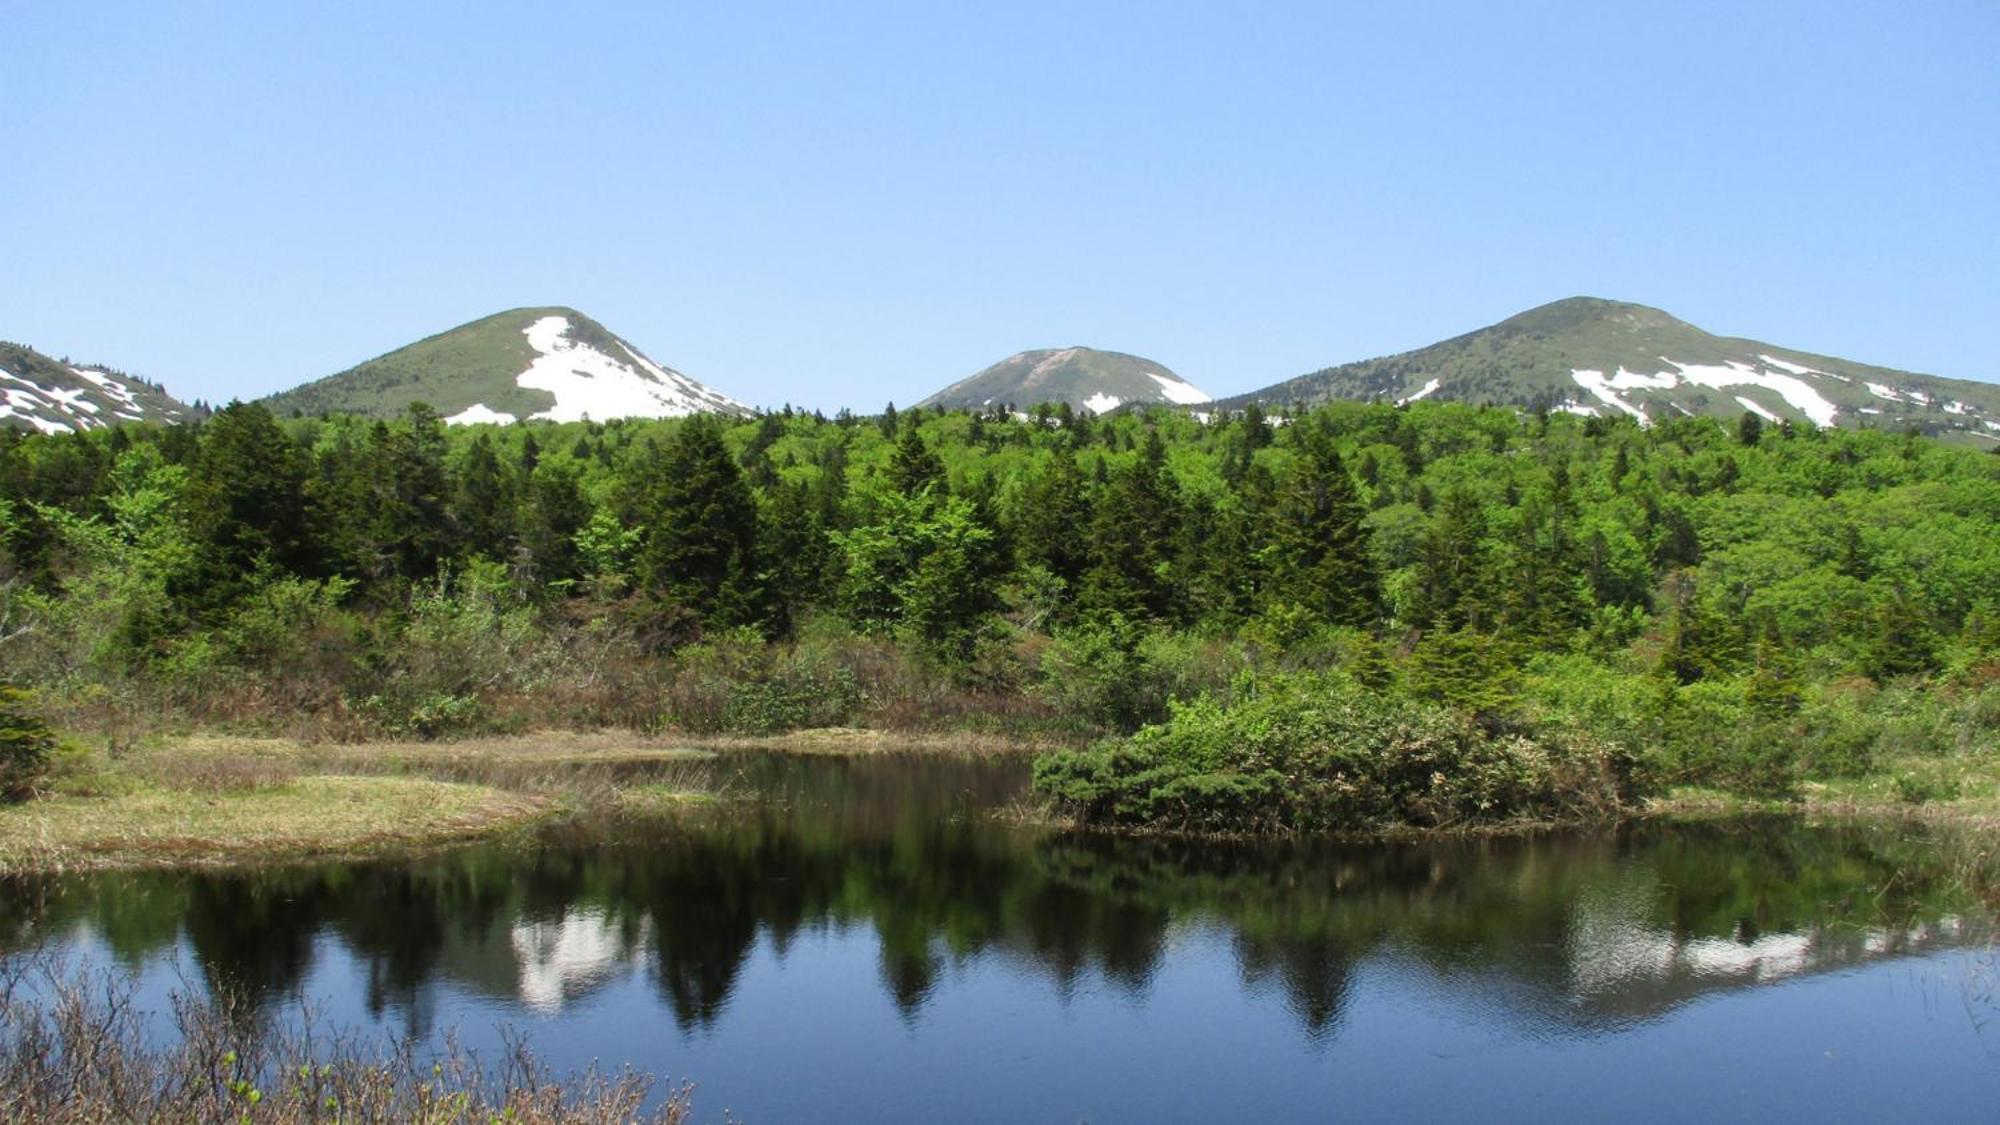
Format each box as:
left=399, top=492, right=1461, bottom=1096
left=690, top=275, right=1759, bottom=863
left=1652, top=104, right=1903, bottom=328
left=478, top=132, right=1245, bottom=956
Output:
left=357, top=690, right=487, bottom=739
left=663, top=631, right=867, bottom=734
left=1035, top=619, right=1171, bottom=733
left=1648, top=680, right=1800, bottom=798
left=0, top=684, right=57, bottom=801
left=1033, top=674, right=1631, bottom=833
left=1893, top=772, right=1962, bottom=805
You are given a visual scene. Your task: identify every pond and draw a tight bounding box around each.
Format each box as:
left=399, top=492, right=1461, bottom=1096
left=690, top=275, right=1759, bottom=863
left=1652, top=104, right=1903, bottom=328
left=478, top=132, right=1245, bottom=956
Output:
left=3, top=751, right=1995, bottom=1121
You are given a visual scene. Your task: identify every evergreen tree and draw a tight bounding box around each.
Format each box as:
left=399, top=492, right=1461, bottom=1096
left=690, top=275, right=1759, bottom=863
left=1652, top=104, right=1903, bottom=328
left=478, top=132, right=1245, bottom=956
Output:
left=451, top=433, right=513, bottom=560
left=888, top=426, right=947, bottom=498
left=179, top=400, right=315, bottom=609
left=636, top=418, right=761, bottom=626
left=1411, top=488, right=1489, bottom=629
left=1080, top=434, right=1180, bottom=621
left=1266, top=435, right=1377, bottom=626
left=1014, top=451, right=1091, bottom=590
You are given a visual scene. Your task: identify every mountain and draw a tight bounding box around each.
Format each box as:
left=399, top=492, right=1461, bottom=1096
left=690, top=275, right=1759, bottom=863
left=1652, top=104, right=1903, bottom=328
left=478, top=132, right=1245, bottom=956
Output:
left=919, top=347, right=1211, bottom=415
left=0, top=341, right=192, bottom=433
left=263, top=307, right=751, bottom=423
left=1221, top=297, right=2000, bottom=444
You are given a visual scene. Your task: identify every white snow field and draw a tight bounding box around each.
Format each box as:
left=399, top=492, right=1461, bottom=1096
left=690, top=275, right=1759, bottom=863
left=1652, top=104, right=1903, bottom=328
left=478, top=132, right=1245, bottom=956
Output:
left=1082, top=392, right=1122, bottom=414
left=1147, top=371, right=1213, bottom=405
left=443, top=316, right=745, bottom=426
left=1569, top=357, right=1842, bottom=427
left=0, top=366, right=176, bottom=432
left=1396, top=377, right=1442, bottom=406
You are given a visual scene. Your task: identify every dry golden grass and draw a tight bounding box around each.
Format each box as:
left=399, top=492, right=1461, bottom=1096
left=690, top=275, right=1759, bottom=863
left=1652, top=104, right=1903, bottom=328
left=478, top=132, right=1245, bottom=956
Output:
left=0, top=775, right=552, bottom=874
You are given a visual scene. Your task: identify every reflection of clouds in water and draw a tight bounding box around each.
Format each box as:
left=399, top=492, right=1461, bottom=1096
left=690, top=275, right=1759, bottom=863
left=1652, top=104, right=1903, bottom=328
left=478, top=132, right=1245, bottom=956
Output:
left=509, top=908, right=647, bottom=1014
left=1569, top=876, right=1969, bottom=1004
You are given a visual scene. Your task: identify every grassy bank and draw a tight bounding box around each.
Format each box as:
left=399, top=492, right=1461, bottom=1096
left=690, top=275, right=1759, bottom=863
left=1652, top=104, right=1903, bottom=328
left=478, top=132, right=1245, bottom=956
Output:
left=0, top=724, right=1051, bottom=875
left=0, top=775, right=552, bottom=874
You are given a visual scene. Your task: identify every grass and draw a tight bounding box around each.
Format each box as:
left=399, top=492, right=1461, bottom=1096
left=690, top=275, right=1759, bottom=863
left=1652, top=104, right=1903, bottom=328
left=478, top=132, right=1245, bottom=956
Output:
left=0, top=775, right=552, bottom=874
left=0, top=725, right=1049, bottom=875
left=1645, top=752, right=2000, bottom=830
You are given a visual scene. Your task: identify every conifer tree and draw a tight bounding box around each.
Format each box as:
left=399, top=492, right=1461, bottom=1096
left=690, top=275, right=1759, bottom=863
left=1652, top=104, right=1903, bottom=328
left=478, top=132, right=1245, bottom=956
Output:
left=1014, top=451, right=1091, bottom=589
left=888, top=426, right=947, bottom=498
left=636, top=418, right=761, bottom=626
left=1266, top=435, right=1377, bottom=627
left=180, top=400, right=315, bottom=608
left=451, top=433, right=513, bottom=560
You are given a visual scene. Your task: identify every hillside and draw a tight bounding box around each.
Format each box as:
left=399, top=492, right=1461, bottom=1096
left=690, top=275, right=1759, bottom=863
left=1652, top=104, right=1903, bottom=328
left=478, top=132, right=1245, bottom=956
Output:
left=0, top=341, right=192, bottom=433
left=262, top=307, right=750, bottom=423
left=1221, top=297, right=2000, bottom=444
left=919, top=347, right=1211, bottom=414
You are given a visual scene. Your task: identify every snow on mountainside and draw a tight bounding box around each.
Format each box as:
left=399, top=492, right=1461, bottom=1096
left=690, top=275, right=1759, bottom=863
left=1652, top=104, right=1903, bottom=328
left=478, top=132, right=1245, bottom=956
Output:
left=1220, top=298, right=2000, bottom=445
left=445, top=314, right=746, bottom=425
left=261, top=307, right=751, bottom=423
left=0, top=341, right=192, bottom=433
left=920, top=346, right=1211, bottom=415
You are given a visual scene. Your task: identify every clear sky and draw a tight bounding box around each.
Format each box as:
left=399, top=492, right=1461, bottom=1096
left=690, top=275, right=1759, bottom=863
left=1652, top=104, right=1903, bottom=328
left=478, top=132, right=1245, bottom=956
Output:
left=5, top=2, right=1996, bottom=410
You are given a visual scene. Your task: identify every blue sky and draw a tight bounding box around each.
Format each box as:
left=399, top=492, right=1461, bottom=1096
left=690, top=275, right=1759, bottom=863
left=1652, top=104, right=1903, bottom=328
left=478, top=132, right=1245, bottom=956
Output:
left=5, top=2, right=1996, bottom=410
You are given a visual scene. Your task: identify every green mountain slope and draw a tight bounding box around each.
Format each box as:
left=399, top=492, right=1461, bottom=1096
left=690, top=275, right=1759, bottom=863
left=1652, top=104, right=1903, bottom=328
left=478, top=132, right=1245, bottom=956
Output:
left=0, top=341, right=192, bottom=433
left=262, top=307, right=750, bottom=422
left=1221, top=297, right=2000, bottom=444
left=919, top=347, right=1211, bottom=414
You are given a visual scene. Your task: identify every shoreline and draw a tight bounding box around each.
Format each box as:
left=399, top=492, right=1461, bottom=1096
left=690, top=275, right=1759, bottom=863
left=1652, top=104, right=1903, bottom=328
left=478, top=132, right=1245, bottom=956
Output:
left=2, top=728, right=1993, bottom=877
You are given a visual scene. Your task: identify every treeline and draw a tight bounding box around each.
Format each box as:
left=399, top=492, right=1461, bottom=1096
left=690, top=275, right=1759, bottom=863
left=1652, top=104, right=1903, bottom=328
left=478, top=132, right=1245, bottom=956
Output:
left=1, top=399, right=1996, bottom=783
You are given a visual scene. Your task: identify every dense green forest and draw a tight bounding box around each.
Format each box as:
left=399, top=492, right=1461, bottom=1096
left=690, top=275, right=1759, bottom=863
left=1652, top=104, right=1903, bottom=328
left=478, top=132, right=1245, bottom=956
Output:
left=3, top=399, right=1997, bottom=826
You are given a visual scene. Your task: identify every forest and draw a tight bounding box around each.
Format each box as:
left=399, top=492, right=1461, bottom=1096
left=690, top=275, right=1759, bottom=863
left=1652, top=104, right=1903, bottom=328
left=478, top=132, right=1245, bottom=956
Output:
left=2, top=398, right=1997, bottom=828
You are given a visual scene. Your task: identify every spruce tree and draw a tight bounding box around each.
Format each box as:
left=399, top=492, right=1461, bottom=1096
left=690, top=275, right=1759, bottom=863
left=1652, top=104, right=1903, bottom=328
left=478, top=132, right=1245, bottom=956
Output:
left=637, top=418, right=761, bottom=626
left=180, top=400, right=315, bottom=609
left=888, top=426, right=947, bottom=498
left=1266, top=435, right=1377, bottom=627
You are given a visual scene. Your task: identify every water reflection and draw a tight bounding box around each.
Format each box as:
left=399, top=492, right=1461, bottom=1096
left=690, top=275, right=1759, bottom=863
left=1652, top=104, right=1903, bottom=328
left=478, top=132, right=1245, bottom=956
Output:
left=1, top=752, right=1987, bottom=1050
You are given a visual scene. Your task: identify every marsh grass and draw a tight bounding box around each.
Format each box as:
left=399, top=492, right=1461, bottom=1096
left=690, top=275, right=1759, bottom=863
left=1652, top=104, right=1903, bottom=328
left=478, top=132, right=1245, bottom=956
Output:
left=0, top=776, right=553, bottom=875
left=0, top=959, right=693, bottom=1124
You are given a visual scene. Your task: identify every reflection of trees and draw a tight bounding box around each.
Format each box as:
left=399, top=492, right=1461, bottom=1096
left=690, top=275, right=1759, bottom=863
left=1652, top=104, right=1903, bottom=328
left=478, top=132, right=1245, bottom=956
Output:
left=181, top=875, right=326, bottom=1009
left=6, top=772, right=1991, bottom=1044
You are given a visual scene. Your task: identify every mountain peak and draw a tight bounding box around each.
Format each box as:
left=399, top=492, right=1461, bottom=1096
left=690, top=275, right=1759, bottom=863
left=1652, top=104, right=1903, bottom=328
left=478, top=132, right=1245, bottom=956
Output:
left=1496, top=296, right=1692, bottom=335
left=261, top=308, right=750, bottom=423
left=1220, top=299, right=2000, bottom=445
left=920, top=346, right=1210, bottom=414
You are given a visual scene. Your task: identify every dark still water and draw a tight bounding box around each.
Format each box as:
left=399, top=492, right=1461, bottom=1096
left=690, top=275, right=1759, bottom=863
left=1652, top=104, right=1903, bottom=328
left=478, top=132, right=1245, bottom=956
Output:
left=4, top=752, right=1995, bottom=1122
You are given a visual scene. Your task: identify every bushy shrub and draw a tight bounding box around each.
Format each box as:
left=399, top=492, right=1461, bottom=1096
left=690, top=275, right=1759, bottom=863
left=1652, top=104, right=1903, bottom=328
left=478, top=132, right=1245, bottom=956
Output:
left=1648, top=680, right=1798, bottom=797
left=1893, top=772, right=1962, bottom=805
left=662, top=630, right=866, bottom=734
left=1035, top=619, right=1171, bottom=733
left=1033, top=674, right=1631, bottom=833
left=357, top=690, right=487, bottom=739
left=0, top=683, right=57, bottom=800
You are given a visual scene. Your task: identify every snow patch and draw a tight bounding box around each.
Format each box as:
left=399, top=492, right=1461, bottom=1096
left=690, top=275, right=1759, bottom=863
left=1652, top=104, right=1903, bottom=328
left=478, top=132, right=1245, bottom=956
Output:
left=1555, top=402, right=1598, bottom=417
left=515, top=316, right=745, bottom=423
left=1081, top=392, right=1122, bottom=415
left=1944, top=400, right=1967, bottom=415
left=1733, top=396, right=1782, bottom=423
left=1146, top=372, right=1213, bottom=405
left=445, top=403, right=517, bottom=426
left=1906, top=389, right=1932, bottom=405
left=1568, top=369, right=1655, bottom=422
left=1865, top=382, right=1902, bottom=402
left=1571, top=357, right=1842, bottom=428
left=1758, top=355, right=1846, bottom=381
left=1666, top=360, right=1840, bottom=427
left=1397, top=377, right=1442, bottom=406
